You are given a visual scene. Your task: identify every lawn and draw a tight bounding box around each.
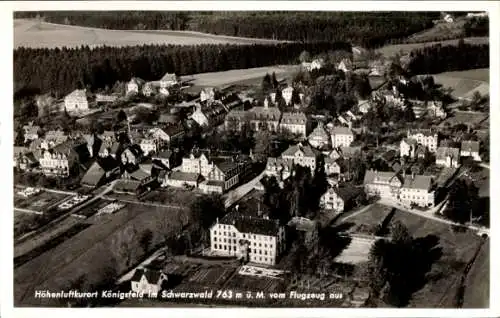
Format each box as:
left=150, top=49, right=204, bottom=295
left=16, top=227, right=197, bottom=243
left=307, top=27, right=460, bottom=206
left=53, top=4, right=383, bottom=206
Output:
left=182, top=65, right=299, bottom=88
left=14, top=19, right=283, bottom=49
left=14, top=202, right=189, bottom=306
left=377, top=37, right=489, bottom=58
left=387, top=210, right=486, bottom=308
left=463, top=239, right=489, bottom=308
left=345, top=203, right=394, bottom=234
left=140, top=188, right=203, bottom=206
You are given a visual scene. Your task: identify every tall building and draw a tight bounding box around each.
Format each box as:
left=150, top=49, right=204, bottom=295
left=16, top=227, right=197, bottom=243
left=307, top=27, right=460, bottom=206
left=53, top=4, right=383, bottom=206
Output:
left=210, top=214, right=286, bottom=265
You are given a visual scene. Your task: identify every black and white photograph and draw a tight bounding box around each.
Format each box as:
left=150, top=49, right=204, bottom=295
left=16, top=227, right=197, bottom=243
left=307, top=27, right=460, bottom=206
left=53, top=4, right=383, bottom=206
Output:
left=3, top=1, right=499, bottom=316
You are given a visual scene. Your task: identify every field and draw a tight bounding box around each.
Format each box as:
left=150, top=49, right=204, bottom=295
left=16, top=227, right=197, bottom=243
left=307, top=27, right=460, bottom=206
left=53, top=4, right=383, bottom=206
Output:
left=183, top=65, right=299, bottom=88
left=14, top=202, right=188, bottom=306
left=345, top=203, right=394, bottom=234
left=377, top=37, right=489, bottom=58
left=14, top=190, right=71, bottom=213
left=463, top=239, right=489, bottom=308
left=387, top=210, right=486, bottom=307
left=439, top=110, right=489, bottom=128
left=405, top=20, right=467, bottom=43
left=432, top=68, right=489, bottom=100
left=14, top=19, right=282, bottom=49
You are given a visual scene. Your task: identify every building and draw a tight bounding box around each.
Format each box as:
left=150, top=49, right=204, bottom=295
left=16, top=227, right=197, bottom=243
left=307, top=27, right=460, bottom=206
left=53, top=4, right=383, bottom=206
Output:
left=23, top=123, right=40, bottom=143
left=64, top=89, right=88, bottom=112
left=164, top=171, right=202, bottom=188
left=265, top=157, right=294, bottom=182
left=400, top=138, right=418, bottom=159
left=407, top=129, right=438, bottom=153
left=324, top=157, right=341, bottom=176
left=121, top=145, right=143, bottom=165
left=225, top=110, right=252, bottom=131
left=281, top=142, right=317, bottom=172
left=149, top=124, right=185, bottom=145
left=249, top=104, right=281, bottom=132
left=337, top=58, right=353, bottom=73
left=130, top=268, right=168, bottom=295
left=200, top=88, right=216, bottom=102
left=279, top=112, right=308, bottom=137
left=363, top=169, right=402, bottom=200
left=460, top=140, right=481, bottom=161
left=199, top=160, right=241, bottom=193
left=190, top=102, right=228, bottom=128
left=39, top=141, right=78, bottom=176
left=435, top=146, right=460, bottom=168
left=142, top=82, right=158, bottom=97
left=152, top=149, right=178, bottom=169
left=467, top=12, right=488, bottom=18
left=310, top=59, right=324, bottom=71
left=427, top=101, right=447, bottom=119
left=98, top=141, right=121, bottom=159
left=320, top=186, right=359, bottom=213
left=308, top=122, right=331, bottom=149
left=81, top=157, right=120, bottom=188
left=399, top=174, right=435, bottom=208
left=126, top=77, right=145, bottom=95
left=443, top=14, right=454, bottom=23
left=160, top=73, right=178, bottom=89
left=210, top=214, right=286, bottom=265
left=282, top=86, right=294, bottom=105
left=139, top=138, right=159, bottom=156
left=330, top=126, right=354, bottom=148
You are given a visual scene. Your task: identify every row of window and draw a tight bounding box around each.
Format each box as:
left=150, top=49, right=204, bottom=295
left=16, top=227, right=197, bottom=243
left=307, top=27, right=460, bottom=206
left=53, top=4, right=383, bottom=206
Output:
left=213, top=230, right=274, bottom=242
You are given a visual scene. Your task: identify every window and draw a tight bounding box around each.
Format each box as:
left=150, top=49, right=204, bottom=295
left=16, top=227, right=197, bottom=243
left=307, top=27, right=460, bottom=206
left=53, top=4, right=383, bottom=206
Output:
left=214, top=237, right=217, bottom=242
left=224, top=245, right=227, bottom=250
left=219, top=244, right=222, bottom=249
left=223, top=238, right=226, bottom=243
left=233, top=239, right=236, bottom=244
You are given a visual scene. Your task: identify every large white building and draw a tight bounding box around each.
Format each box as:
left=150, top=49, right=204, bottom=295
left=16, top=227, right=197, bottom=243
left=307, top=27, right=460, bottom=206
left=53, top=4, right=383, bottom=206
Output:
left=39, top=141, right=78, bottom=176
left=64, top=89, right=88, bottom=112
left=363, top=169, right=435, bottom=208
left=279, top=112, right=308, bottom=137
left=407, top=129, right=438, bottom=153
left=210, top=214, right=286, bottom=265
left=330, top=126, right=354, bottom=148
left=282, top=86, right=294, bottom=105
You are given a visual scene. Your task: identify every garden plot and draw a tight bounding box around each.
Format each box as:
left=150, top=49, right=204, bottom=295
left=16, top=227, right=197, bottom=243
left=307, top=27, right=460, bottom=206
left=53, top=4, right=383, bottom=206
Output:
left=15, top=190, right=72, bottom=213
left=334, top=236, right=374, bottom=265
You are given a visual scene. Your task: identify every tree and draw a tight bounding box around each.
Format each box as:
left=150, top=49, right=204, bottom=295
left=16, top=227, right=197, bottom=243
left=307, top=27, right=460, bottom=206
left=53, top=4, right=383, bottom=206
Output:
left=390, top=221, right=412, bottom=245
left=253, top=130, right=273, bottom=160
left=139, top=229, right=154, bottom=253
left=299, top=50, right=311, bottom=63
left=261, top=73, right=273, bottom=93
left=110, top=224, right=138, bottom=272
left=190, top=194, right=225, bottom=242
left=271, top=72, right=279, bottom=89
left=443, top=179, right=479, bottom=224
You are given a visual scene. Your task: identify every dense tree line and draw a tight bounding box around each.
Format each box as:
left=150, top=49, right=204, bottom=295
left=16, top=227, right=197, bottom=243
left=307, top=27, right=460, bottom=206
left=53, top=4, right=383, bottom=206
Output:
left=15, top=11, right=439, bottom=48
left=14, top=42, right=350, bottom=98
left=407, top=41, right=489, bottom=75
left=464, top=17, right=489, bottom=37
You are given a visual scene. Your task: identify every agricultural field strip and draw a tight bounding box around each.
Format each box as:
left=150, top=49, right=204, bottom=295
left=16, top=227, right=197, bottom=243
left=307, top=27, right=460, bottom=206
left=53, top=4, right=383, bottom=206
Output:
left=16, top=203, right=185, bottom=301
left=377, top=37, right=488, bottom=57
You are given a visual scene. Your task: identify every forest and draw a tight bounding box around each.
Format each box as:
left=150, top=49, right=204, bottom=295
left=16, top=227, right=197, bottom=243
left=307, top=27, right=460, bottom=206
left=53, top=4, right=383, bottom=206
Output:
left=14, top=11, right=440, bottom=48
left=406, top=41, right=489, bottom=75
left=14, top=41, right=350, bottom=98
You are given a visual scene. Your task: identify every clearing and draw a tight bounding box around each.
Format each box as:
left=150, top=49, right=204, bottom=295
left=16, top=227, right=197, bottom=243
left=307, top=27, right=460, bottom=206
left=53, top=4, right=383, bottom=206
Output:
left=377, top=37, right=488, bottom=58
left=14, top=19, right=283, bottom=49
left=432, top=68, right=489, bottom=100
left=14, top=202, right=188, bottom=306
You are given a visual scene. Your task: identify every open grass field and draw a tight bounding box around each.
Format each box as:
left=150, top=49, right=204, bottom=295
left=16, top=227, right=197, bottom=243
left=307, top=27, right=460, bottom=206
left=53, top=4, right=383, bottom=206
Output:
left=431, top=68, right=489, bottom=100
left=405, top=21, right=467, bottom=43
left=439, top=110, right=489, bottom=128
left=463, top=239, right=489, bottom=308
left=182, top=65, right=299, bottom=89
left=434, top=68, right=489, bottom=83
left=387, top=210, right=486, bottom=307
left=14, top=202, right=188, bottom=306
left=346, top=203, right=393, bottom=234
left=14, top=19, right=283, bottom=49
left=377, top=37, right=489, bottom=58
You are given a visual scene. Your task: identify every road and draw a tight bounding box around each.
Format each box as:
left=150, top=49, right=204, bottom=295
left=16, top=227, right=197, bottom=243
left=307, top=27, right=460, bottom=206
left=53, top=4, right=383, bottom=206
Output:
left=479, top=162, right=489, bottom=170
left=14, top=207, right=43, bottom=215
left=335, top=203, right=375, bottom=223
left=223, top=171, right=266, bottom=208
left=104, top=197, right=183, bottom=209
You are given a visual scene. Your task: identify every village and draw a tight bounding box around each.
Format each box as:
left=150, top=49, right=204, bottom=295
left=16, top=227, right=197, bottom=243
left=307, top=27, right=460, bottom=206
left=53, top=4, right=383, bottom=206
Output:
left=13, top=39, right=490, bottom=308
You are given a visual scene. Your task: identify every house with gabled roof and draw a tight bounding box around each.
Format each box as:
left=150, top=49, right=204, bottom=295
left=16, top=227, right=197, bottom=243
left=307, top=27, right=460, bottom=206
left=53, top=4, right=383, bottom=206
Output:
left=64, top=89, right=88, bottom=112
left=320, top=185, right=361, bottom=213
left=407, top=128, right=438, bottom=153
left=39, top=140, right=79, bottom=176
left=160, top=73, right=178, bottom=89
left=363, top=169, right=402, bottom=200
left=81, top=157, right=120, bottom=188
left=23, top=123, right=40, bottom=143
left=338, top=58, right=353, bottom=73
left=152, top=149, right=179, bottom=170
left=282, top=142, right=318, bottom=172
left=330, top=126, right=354, bottom=148
left=249, top=104, right=281, bottom=132
left=265, top=157, right=294, bottom=182
left=210, top=213, right=286, bottom=265
left=436, top=146, right=460, bottom=168
left=121, top=144, right=144, bottom=165
left=308, top=122, right=331, bottom=149
left=130, top=268, right=168, bottom=295
left=98, top=141, right=122, bottom=159
left=399, top=174, right=435, bottom=208
left=126, top=77, right=145, bottom=95
left=460, top=140, right=481, bottom=161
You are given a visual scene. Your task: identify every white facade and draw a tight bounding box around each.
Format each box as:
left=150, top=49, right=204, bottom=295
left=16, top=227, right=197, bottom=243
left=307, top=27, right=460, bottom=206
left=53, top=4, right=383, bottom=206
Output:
left=282, top=87, right=294, bottom=105
left=320, top=187, right=345, bottom=212
left=331, top=127, right=354, bottom=148
left=127, top=81, right=140, bottom=95
left=407, top=130, right=438, bottom=153
left=39, top=150, right=75, bottom=176
left=190, top=106, right=210, bottom=127
left=210, top=218, right=286, bottom=265
left=64, top=89, right=88, bottom=112
left=324, top=159, right=341, bottom=176
left=140, top=139, right=158, bottom=156
left=400, top=185, right=435, bottom=208
left=131, top=272, right=167, bottom=295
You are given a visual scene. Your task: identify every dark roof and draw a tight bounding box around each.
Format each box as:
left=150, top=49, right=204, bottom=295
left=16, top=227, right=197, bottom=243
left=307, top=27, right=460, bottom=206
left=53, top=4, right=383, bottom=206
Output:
left=219, top=213, right=281, bottom=236
left=155, top=149, right=173, bottom=159
left=333, top=186, right=362, bottom=202
left=214, top=160, right=238, bottom=173
left=97, top=157, right=120, bottom=171
left=163, top=124, right=184, bottom=136
left=169, top=171, right=201, bottom=182
left=461, top=140, right=480, bottom=153
left=114, top=179, right=141, bottom=192
left=81, top=161, right=106, bottom=186
left=130, top=268, right=163, bottom=284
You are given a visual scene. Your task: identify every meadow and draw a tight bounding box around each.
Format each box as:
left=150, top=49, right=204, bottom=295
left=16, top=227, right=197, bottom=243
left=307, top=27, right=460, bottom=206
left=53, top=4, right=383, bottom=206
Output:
left=14, top=19, right=282, bottom=49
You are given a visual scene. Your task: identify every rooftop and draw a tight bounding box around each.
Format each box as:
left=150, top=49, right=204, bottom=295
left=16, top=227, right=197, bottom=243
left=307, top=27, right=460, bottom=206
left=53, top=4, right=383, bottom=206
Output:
left=282, top=142, right=316, bottom=158
left=169, top=171, right=202, bottom=182
left=402, top=175, right=432, bottom=190
left=218, top=213, right=281, bottom=237
left=461, top=140, right=480, bottom=153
